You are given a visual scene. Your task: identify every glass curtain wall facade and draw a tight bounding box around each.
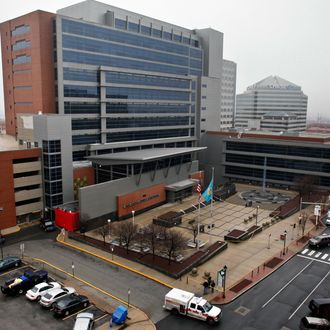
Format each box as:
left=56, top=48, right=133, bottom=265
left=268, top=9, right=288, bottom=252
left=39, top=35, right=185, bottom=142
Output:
left=42, top=140, right=63, bottom=211
left=224, top=140, right=330, bottom=188
left=55, top=17, right=203, bottom=161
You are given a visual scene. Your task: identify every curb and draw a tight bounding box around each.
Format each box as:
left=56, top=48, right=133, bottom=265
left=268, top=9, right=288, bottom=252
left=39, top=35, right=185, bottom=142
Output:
left=213, top=249, right=300, bottom=305
left=56, top=233, right=173, bottom=290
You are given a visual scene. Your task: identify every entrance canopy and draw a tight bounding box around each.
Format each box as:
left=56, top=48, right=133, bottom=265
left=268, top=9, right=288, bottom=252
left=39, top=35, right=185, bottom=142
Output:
left=86, top=147, right=206, bottom=166
left=165, top=179, right=199, bottom=192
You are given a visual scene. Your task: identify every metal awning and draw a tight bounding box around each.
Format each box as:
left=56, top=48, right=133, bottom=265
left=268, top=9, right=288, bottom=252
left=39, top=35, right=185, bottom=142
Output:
left=165, top=179, right=199, bottom=192
left=86, top=147, right=206, bottom=166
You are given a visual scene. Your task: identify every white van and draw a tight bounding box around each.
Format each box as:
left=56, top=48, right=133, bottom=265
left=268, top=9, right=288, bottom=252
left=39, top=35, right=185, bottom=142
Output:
left=73, top=313, right=94, bottom=330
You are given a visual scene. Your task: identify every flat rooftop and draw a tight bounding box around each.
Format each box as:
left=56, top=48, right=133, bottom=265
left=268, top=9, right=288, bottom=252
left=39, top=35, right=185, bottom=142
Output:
left=0, top=134, right=20, bottom=151
left=87, top=147, right=206, bottom=165
left=207, top=130, right=330, bottom=144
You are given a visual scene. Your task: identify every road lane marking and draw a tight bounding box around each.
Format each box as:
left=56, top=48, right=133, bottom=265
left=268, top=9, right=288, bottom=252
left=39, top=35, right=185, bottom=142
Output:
left=314, top=252, right=322, bottom=258
left=297, top=254, right=330, bottom=265
left=288, top=269, right=330, bottom=320
left=301, top=249, right=309, bottom=255
left=94, top=314, right=109, bottom=322
left=62, top=305, right=91, bottom=321
left=321, top=254, right=328, bottom=260
left=308, top=250, right=315, bottom=256
left=262, top=260, right=314, bottom=309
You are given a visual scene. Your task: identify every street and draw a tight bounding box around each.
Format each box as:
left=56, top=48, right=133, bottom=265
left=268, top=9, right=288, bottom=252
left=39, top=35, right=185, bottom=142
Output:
left=157, top=240, right=330, bottom=329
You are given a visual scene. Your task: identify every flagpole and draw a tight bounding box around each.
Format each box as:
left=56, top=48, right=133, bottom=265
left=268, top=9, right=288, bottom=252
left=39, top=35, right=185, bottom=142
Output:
left=197, top=194, right=200, bottom=250
left=211, top=167, right=214, bottom=217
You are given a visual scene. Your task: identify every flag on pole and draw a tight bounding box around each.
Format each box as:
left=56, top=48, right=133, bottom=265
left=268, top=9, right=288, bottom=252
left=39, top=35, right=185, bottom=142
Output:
left=202, top=178, right=213, bottom=203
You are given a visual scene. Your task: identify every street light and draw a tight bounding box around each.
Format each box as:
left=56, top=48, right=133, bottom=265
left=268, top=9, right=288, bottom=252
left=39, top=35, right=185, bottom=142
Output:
left=111, top=245, right=114, bottom=260
left=222, top=265, right=227, bottom=298
left=283, top=230, right=287, bottom=256
left=127, top=288, right=131, bottom=310
left=132, top=210, right=135, bottom=226
left=71, top=262, right=75, bottom=277
left=107, top=219, right=111, bottom=242
left=256, top=205, right=260, bottom=226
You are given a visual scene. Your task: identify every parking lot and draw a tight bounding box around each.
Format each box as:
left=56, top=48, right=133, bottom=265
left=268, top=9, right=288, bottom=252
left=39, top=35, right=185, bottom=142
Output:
left=0, top=264, right=111, bottom=330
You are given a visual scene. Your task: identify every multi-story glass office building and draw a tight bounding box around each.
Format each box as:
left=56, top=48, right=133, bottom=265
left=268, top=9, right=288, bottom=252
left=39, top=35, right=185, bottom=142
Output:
left=235, top=75, right=308, bottom=132
left=201, top=131, right=330, bottom=190
left=55, top=2, right=203, bottom=162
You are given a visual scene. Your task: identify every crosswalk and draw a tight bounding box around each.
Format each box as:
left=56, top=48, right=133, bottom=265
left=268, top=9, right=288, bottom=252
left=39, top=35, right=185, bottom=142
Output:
left=299, top=248, right=330, bottom=262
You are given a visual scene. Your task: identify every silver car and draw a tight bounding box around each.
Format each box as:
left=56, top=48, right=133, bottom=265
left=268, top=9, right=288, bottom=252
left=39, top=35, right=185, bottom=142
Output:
left=39, top=287, right=75, bottom=308
left=73, top=313, right=94, bottom=330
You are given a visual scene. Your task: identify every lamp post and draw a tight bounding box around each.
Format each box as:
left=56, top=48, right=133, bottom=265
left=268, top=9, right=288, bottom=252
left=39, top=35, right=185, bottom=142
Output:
left=107, top=219, right=111, bottom=242
left=222, top=265, right=227, bottom=298
left=127, top=288, right=131, bottom=310
left=267, top=233, right=271, bottom=249
left=256, top=205, right=259, bottom=226
left=283, top=230, right=287, bottom=256
left=71, top=262, right=75, bottom=278
left=131, top=210, right=135, bottom=226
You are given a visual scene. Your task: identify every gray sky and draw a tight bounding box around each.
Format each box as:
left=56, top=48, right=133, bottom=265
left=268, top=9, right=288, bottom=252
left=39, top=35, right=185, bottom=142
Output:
left=1, top=0, right=329, bottom=120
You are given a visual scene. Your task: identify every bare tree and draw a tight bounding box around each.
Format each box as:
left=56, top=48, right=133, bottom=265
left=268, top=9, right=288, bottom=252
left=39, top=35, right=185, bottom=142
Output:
left=144, top=224, right=163, bottom=260
left=112, top=221, right=138, bottom=254
left=161, top=230, right=185, bottom=265
left=97, top=223, right=108, bottom=246
left=293, top=175, right=316, bottom=197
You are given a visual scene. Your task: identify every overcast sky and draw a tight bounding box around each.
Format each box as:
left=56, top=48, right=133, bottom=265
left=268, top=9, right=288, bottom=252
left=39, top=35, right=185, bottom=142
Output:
left=0, top=0, right=329, bottom=120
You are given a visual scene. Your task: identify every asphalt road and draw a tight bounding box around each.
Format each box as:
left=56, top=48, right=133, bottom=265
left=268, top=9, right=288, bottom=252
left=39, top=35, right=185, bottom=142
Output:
left=2, top=226, right=169, bottom=323
left=157, top=239, right=330, bottom=329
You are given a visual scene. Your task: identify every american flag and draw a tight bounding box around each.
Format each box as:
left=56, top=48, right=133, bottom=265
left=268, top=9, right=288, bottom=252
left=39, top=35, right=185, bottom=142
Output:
left=196, top=183, right=202, bottom=194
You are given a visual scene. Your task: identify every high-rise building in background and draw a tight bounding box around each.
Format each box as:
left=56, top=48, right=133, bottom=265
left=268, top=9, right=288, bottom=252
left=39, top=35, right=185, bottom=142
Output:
left=220, top=59, right=236, bottom=129
left=235, top=75, right=308, bottom=132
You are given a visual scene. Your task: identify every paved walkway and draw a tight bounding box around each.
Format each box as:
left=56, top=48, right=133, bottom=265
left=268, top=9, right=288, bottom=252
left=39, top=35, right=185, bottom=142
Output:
left=57, top=185, right=326, bottom=327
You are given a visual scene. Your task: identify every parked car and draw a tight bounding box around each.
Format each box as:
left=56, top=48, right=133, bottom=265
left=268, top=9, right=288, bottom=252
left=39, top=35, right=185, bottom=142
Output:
left=39, top=287, right=75, bottom=308
left=1, top=270, right=48, bottom=295
left=0, top=256, right=21, bottom=272
left=73, top=312, right=94, bottom=330
left=300, top=316, right=330, bottom=329
left=53, top=293, right=89, bottom=317
left=309, top=298, right=330, bottom=319
left=325, top=217, right=330, bottom=226
left=25, top=282, right=61, bottom=301
left=309, top=234, right=330, bottom=249
left=40, top=218, right=55, bottom=232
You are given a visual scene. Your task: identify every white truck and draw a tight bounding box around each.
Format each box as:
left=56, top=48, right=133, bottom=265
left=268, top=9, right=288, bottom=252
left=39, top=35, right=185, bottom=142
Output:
left=163, top=288, right=222, bottom=325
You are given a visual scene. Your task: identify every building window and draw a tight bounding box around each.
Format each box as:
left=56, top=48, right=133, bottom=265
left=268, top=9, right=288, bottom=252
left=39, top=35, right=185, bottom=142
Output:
left=115, top=19, right=127, bottom=30
left=12, top=40, right=31, bottom=51
left=13, top=54, right=31, bottom=65
left=11, top=25, right=30, bottom=37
